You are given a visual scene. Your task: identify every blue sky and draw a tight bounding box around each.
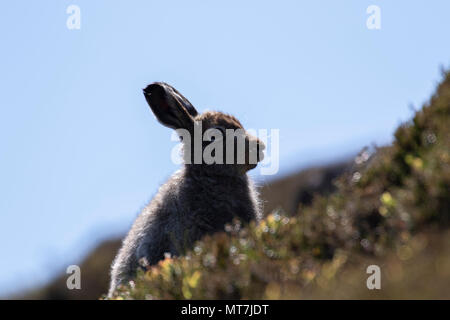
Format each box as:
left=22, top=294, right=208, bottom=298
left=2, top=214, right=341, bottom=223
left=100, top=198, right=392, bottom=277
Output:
left=0, top=1, right=449, bottom=296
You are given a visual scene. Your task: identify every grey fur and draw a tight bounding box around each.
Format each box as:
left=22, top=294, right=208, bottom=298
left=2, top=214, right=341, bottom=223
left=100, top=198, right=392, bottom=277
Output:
left=108, top=83, right=263, bottom=296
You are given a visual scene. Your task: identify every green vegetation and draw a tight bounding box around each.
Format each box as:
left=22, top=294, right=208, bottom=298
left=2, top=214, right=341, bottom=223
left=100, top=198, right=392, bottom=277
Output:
left=109, top=72, right=450, bottom=300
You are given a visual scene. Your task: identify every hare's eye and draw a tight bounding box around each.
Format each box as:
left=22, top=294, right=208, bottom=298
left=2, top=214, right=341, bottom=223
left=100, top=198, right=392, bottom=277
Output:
left=207, top=126, right=226, bottom=142
left=214, top=126, right=226, bottom=135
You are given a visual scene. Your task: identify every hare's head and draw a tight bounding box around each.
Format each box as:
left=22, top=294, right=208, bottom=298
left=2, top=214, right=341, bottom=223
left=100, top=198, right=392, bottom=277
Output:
left=143, top=82, right=265, bottom=175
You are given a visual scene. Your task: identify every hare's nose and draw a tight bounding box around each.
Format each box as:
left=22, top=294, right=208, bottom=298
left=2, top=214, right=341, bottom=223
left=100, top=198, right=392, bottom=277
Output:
left=256, top=140, right=265, bottom=162
left=258, top=140, right=266, bottom=151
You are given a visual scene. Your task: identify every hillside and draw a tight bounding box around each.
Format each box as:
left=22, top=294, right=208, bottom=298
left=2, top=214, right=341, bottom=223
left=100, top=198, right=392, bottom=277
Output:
left=260, top=161, right=350, bottom=216
left=14, top=240, right=121, bottom=300
left=108, top=71, right=450, bottom=299
left=15, top=152, right=344, bottom=300
left=16, top=71, right=450, bottom=300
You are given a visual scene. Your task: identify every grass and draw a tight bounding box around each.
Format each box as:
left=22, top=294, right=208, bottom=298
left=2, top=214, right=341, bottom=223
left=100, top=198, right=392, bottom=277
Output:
left=108, top=71, right=450, bottom=300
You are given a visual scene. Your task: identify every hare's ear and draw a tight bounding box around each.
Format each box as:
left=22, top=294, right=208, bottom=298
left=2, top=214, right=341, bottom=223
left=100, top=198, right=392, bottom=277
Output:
left=143, top=82, right=198, bottom=130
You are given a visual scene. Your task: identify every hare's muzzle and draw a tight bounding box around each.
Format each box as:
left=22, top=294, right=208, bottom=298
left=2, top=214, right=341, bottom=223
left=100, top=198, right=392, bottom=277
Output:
left=247, top=137, right=265, bottom=167
left=256, top=139, right=265, bottom=162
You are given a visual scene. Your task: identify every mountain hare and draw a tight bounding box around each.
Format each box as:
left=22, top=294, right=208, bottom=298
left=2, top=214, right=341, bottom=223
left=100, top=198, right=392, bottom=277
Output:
left=108, top=82, right=265, bottom=296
